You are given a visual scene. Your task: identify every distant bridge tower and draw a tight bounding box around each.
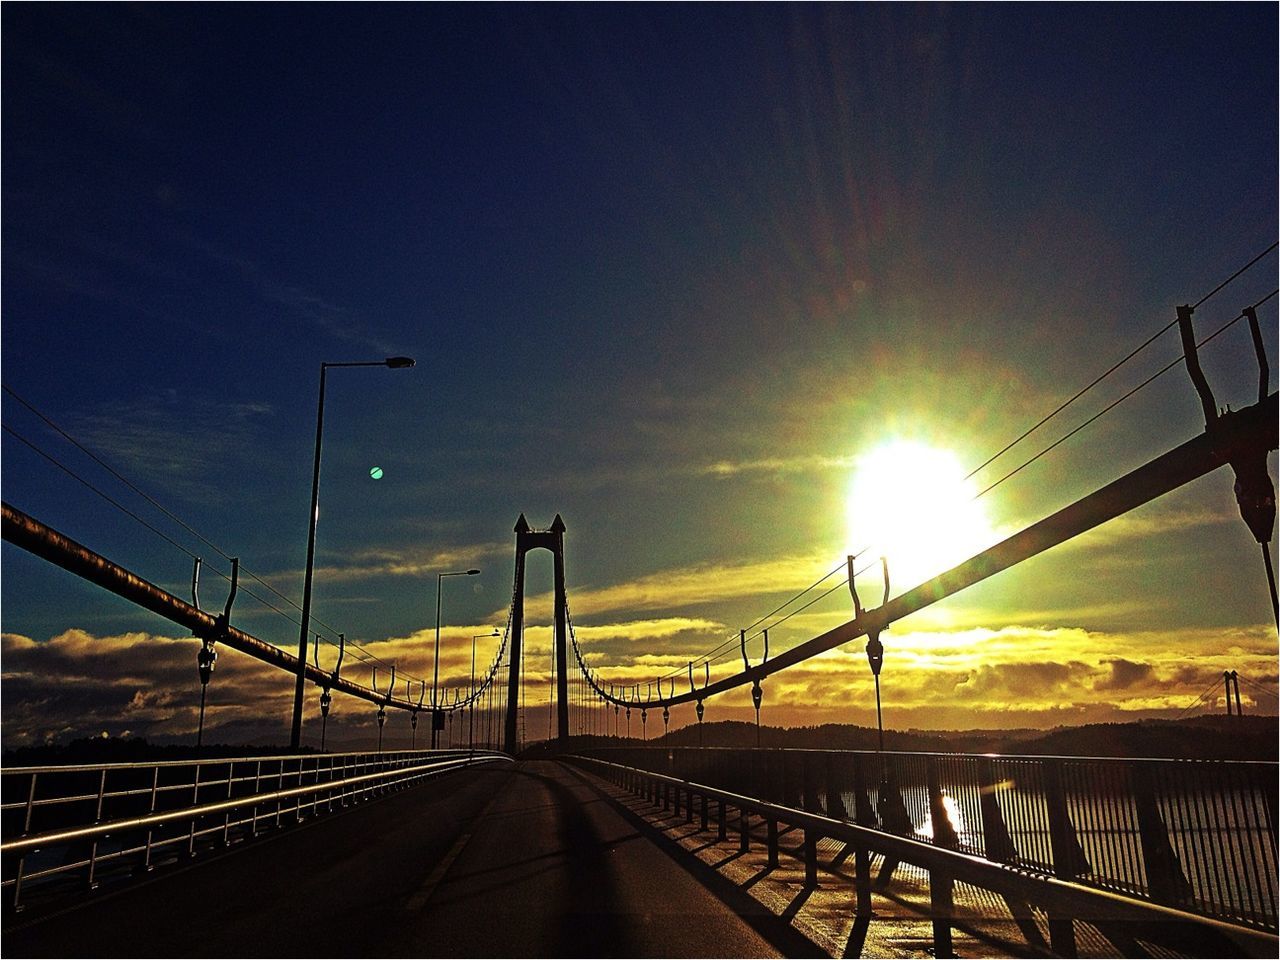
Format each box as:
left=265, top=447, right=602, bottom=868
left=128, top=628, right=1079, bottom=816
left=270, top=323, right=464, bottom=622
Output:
left=504, top=514, right=569, bottom=754
left=1224, top=670, right=1243, bottom=716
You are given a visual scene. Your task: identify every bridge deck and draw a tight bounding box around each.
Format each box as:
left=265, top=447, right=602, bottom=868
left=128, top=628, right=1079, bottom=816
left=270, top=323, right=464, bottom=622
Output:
left=9, top=757, right=1212, bottom=958
left=3, top=760, right=815, bottom=958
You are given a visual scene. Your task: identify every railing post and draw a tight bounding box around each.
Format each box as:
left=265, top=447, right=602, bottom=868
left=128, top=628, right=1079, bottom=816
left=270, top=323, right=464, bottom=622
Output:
left=739, top=806, right=750, bottom=852
left=87, top=768, right=107, bottom=889
left=767, top=819, right=779, bottom=868
left=852, top=752, right=877, bottom=827
left=765, top=751, right=782, bottom=803
left=926, top=757, right=955, bottom=957
left=1131, top=761, right=1192, bottom=904
left=685, top=787, right=694, bottom=825
left=295, top=757, right=305, bottom=818
left=784, top=752, right=801, bottom=808
left=874, top=756, right=913, bottom=886
left=700, top=792, right=709, bottom=832
left=223, top=761, right=235, bottom=845
left=718, top=799, right=728, bottom=841
left=142, top=767, right=158, bottom=872
left=926, top=757, right=959, bottom=849
left=977, top=757, right=1018, bottom=863
left=12, top=772, right=38, bottom=911
left=187, top=763, right=202, bottom=856
left=803, top=753, right=821, bottom=814
left=855, top=842, right=872, bottom=916
left=250, top=760, right=262, bottom=835
left=930, top=875, right=954, bottom=958
left=1043, top=758, right=1083, bottom=957
left=275, top=759, right=286, bottom=826
left=804, top=828, right=818, bottom=887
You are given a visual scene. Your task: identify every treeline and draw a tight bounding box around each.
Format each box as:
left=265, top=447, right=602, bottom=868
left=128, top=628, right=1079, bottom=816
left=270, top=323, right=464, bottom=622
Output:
left=542, top=714, right=1278, bottom=761
left=7, top=714, right=1276, bottom=766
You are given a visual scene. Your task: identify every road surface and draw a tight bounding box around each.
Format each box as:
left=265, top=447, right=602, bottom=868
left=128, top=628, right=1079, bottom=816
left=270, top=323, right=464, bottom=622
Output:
left=4, top=759, right=821, bottom=958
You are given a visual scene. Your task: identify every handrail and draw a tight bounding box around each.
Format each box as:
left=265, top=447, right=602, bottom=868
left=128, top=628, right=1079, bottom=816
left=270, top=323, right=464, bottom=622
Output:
left=570, top=755, right=1279, bottom=957
left=0, top=747, right=476, bottom=777
left=2, top=753, right=510, bottom=854
left=580, top=744, right=1279, bottom=932
left=1, top=749, right=514, bottom=911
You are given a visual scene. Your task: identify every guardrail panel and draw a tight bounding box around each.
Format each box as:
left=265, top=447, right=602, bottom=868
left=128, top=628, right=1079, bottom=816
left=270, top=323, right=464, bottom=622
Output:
left=1, top=749, right=510, bottom=912
left=574, top=745, right=1278, bottom=931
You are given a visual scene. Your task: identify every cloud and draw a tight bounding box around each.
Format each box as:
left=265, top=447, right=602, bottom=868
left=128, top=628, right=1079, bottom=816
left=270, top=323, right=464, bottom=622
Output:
left=0, top=626, right=495, bottom=749
left=572, top=617, right=724, bottom=645
left=519, top=550, right=844, bottom=620
left=301, top=541, right=509, bottom=583
left=700, top=455, right=858, bottom=478
left=61, top=394, right=276, bottom=503
left=5, top=616, right=1276, bottom=748
left=260, top=280, right=398, bottom=355
left=172, top=231, right=401, bottom=355
left=961, top=660, right=1089, bottom=698
left=1096, top=657, right=1156, bottom=691
left=1, top=628, right=290, bottom=746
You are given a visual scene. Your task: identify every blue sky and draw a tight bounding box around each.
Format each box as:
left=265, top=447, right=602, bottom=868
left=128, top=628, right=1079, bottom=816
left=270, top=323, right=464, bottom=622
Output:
left=3, top=5, right=1276, bottom=746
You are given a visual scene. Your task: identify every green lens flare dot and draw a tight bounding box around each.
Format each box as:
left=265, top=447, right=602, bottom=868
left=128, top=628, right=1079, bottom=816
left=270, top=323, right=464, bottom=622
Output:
left=369, top=466, right=384, bottom=480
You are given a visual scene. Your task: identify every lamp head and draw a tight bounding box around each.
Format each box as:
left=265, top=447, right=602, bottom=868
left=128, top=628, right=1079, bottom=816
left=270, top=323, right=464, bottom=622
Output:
left=385, top=356, right=416, bottom=368
left=466, top=568, right=480, bottom=576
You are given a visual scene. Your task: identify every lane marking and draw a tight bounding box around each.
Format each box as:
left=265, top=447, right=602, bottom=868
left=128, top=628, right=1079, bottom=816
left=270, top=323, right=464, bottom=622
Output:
left=405, top=773, right=511, bottom=912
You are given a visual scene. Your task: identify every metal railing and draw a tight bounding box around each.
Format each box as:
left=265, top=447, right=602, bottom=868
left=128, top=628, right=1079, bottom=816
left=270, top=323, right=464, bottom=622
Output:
left=569, top=753, right=1279, bottom=959
left=0, top=748, right=511, bottom=911
left=577, top=747, right=1279, bottom=933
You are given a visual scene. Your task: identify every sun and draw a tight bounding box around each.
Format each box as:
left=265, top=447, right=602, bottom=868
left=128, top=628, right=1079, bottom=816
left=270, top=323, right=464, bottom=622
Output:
left=847, top=441, right=994, bottom=590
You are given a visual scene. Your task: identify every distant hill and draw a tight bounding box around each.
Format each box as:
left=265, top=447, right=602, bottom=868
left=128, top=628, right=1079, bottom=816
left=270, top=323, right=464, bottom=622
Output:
left=965, top=714, right=1278, bottom=761
left=7, top=714, right=1275, bottom=767
left=548, top=714, right=1278, bottom=761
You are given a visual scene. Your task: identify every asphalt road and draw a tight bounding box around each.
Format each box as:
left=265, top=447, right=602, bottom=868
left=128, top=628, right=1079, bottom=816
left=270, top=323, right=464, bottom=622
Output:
left=4, top=760, right=822, bottom=958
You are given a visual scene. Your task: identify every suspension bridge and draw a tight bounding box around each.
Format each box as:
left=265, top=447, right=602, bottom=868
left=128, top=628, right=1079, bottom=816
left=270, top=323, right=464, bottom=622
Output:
left=2, top=275, right=1278, bottom=957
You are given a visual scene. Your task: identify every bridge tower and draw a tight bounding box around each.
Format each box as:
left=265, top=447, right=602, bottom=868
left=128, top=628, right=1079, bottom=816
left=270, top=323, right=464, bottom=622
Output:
left=504, top=513, right=569, bottom=754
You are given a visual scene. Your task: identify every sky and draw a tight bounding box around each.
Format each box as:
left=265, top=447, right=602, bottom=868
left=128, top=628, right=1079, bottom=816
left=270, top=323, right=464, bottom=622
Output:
left=2, top=4, right=1277, bottom=750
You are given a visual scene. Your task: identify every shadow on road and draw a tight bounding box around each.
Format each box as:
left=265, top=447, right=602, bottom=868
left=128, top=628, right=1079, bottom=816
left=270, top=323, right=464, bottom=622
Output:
left=559, top=763, right=827, bottom=958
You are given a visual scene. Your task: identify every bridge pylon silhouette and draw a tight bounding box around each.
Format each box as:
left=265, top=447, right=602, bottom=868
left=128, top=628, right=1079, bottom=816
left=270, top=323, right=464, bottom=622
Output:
left=505, top=513, right=568, bottom=754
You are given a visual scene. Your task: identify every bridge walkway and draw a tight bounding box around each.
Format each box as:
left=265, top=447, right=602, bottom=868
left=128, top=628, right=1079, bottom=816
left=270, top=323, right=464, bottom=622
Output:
left=3, top=760, right=818, bottom=958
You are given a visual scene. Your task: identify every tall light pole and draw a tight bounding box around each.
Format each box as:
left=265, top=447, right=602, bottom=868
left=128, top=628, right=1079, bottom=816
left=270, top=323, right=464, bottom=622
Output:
left=290, top=356, right=415, bottom=751
left=433, top=568, right=480, bottom=748
left=471, top=629, right=499, bottom=752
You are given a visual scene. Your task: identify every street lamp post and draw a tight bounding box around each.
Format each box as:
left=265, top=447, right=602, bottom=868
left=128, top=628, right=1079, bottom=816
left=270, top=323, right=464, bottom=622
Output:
left=471, top=629, right=499, bottom=752
left=432, top=568, right=480, bottom=748
left=290, top=356, right=415, bottom=751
